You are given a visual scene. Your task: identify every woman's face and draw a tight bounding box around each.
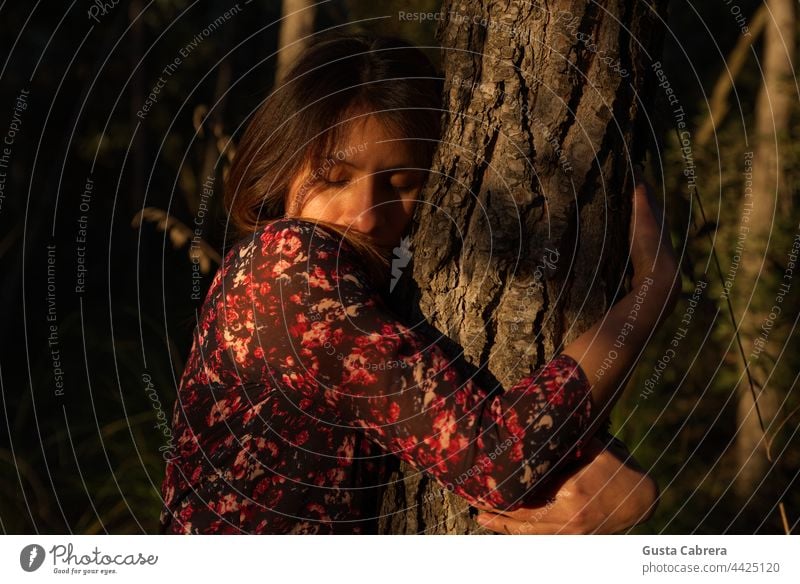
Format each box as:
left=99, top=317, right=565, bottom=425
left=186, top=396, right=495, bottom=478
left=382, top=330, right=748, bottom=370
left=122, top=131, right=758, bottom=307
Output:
left=285, top=114, right=428, bottom=250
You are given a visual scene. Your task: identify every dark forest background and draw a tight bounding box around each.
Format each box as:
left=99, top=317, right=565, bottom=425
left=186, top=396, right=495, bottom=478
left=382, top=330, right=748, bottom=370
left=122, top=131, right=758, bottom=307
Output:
left=0, top=0, right=797, bottom=534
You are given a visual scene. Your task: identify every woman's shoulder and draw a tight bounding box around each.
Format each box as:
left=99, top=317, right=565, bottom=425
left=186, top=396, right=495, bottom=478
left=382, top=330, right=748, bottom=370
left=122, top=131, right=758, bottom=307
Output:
left=225, top=217, right=347, bottom=264
left=258, top=216, right=353, bottom=255
left=261, top=215, right=331, bottom=236
left=244, top=216, right=368, bottom=285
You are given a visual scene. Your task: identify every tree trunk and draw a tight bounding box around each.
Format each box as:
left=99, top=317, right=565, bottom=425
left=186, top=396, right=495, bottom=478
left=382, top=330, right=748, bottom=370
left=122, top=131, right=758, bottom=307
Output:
left=378, top=0, right=670, bottom=534
left=275, top=0, right=316, bottom=85
left=733, top=0, right=795, bottom=499
left=695, top=4, right=768, bottom=149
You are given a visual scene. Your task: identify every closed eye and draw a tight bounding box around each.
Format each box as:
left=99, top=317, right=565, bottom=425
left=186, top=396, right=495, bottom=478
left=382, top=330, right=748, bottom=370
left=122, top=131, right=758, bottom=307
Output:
left=321, top=177, right=350, bottom=188
left=317, top=172, right=422, bottom=193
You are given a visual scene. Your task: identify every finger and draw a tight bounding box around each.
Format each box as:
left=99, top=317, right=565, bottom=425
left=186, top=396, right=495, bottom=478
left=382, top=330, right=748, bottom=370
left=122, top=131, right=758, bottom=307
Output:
left=634, top=182, right=649, bottom=198
left=471, top=497, right=553, bottom=516
left=475, top=511, right=525, bottom=534
left=632, top=165, right=650, bottom=193
left=631, top=183, right=648, bottom=234
left=631, top=181, right=668, bottom=241
left=476, top=511, right=575, bottom=535
left=505, top=501, right=570, bottom=526
left=469, top=501, right=498, bottom=513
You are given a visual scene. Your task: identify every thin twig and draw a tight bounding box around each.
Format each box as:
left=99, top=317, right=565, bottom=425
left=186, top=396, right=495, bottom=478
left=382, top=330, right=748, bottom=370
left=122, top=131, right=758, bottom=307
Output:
left=670, top=123, right=792, bottom=534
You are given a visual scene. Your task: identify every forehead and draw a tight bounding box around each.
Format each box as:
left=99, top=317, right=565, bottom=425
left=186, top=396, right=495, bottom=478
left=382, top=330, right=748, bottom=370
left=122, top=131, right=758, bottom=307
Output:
left=322, top=114, right=420, bottom=172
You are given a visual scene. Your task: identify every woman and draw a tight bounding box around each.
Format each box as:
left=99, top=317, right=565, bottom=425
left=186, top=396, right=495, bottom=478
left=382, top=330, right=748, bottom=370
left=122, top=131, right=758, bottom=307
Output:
left=158, top=32, right=680, bottom=535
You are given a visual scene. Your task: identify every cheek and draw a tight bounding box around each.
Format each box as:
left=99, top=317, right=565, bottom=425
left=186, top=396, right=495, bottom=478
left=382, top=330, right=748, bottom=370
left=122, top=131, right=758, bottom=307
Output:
left=298, top=193, right=340, bottom=221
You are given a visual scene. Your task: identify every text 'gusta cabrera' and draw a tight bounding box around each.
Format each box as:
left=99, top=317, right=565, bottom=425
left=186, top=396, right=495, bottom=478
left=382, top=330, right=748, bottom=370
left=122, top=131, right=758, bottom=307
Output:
left=643, top=546, right=728, bottom=556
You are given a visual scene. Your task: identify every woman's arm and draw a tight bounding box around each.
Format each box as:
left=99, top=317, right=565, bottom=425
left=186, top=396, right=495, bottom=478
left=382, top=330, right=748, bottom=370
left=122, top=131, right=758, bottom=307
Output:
left=246, top=217, right=594, bottom=512
left=473, top=178, right=679, bottom=532
left=562, top=179, right=681, bottom=436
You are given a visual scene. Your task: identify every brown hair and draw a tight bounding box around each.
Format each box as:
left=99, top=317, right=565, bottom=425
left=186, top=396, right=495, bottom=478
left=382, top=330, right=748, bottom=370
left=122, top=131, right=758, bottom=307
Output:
left=224, top=31, right=443, bottom=288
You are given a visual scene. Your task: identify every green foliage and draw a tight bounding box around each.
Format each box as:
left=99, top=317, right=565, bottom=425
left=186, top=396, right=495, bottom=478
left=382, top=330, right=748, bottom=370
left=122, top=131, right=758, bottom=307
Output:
left=611, top=2, right=800, bottom=534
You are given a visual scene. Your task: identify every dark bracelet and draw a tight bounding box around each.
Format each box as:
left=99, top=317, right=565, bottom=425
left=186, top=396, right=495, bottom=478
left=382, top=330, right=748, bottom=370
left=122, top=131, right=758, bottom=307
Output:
left=593, top=418, right=631, bottom=455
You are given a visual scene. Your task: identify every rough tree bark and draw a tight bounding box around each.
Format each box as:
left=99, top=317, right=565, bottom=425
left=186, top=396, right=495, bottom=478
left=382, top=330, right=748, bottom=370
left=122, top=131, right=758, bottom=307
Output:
left=377, top=0, right=670, bottom=534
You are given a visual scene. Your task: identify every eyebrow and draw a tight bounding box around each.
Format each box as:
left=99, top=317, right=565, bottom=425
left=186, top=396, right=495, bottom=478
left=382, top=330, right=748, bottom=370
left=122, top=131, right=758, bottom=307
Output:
left=321, top=155, right=424, bottom=174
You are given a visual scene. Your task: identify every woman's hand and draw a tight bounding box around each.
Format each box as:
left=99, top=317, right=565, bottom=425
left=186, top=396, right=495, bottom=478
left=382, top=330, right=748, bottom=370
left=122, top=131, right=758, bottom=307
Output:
left=629, top=172, right=681, bottom=310
left=472, top=437, right=659, bottom=534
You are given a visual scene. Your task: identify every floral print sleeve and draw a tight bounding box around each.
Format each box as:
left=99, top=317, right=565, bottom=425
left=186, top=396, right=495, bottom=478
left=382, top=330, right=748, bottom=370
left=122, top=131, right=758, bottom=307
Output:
left=159, top=216, right=594, bottom=534
left=251, top=218, right=592, bottom=508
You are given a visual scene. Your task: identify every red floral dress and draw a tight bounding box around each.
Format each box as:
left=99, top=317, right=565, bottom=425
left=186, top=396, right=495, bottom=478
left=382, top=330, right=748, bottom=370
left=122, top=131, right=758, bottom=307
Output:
left=158, top=217, right=594, bottom=534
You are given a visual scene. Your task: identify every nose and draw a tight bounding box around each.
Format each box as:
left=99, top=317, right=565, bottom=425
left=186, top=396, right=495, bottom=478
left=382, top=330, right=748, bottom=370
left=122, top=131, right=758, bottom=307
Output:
left=343, top=175, right=388, bottom=237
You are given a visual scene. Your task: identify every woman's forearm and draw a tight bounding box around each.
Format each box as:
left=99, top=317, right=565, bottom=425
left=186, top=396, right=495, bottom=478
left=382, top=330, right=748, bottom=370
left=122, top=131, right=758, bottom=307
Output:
left=561, top=275, right=678, bottom=433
